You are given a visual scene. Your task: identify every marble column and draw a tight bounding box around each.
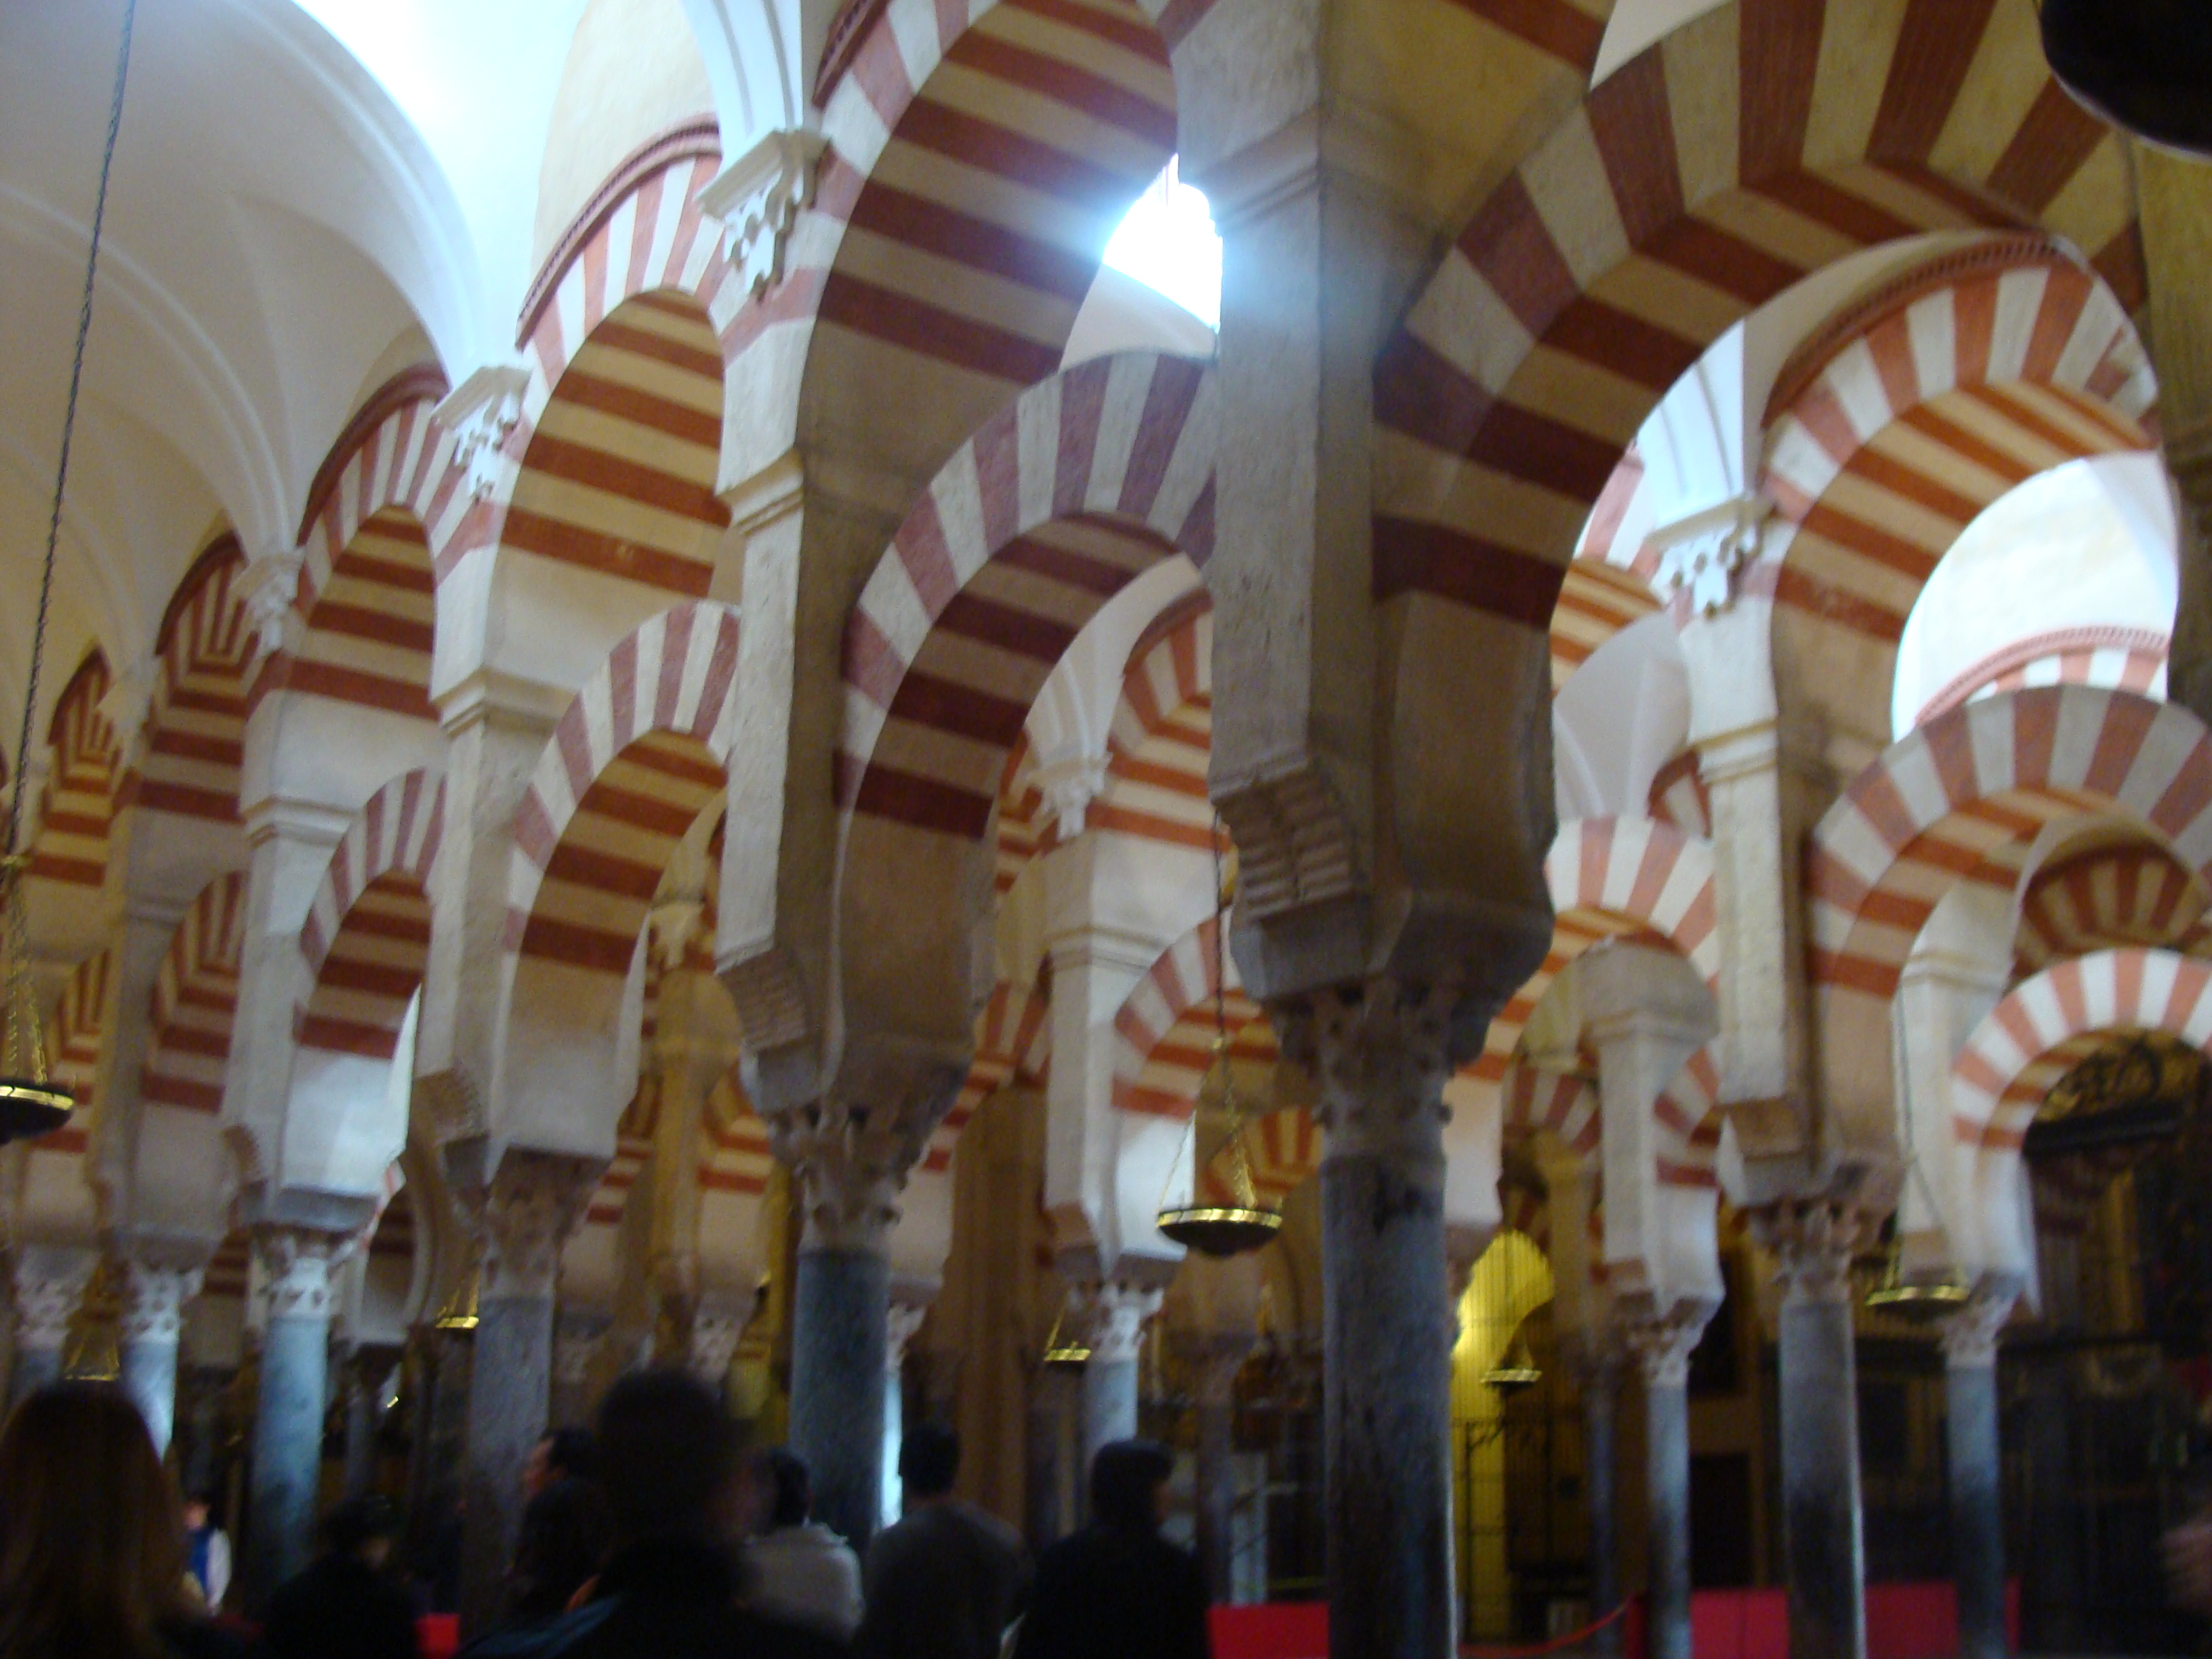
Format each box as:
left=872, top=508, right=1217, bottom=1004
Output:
left=1291, top=981, right=1462, bottom=1659
left=244, top=1227, right=347, bottom=1610
left=1026, top=1362, right=1075, bottom=1547
left=1577, top=1350, right=1622, bottom=1658
left=340, top=1345, right=398, bottom=1499
left=550, top=1310, right=608, bottom=1429
left=1080, top=1282, right=1160, bottom=1468
left=882, top=1303, right=926, bottom=1528
left=9, top=1251, right=92, bottom=1407
left=1758, top=1202, right=1875, bottom=1659
left=1628, top=1312, right=1711, bottom=1659
left=1192, top=1337, right=1251, bottom=1603
left=119, top=1259, right=201, bottom=1454
left=457, top=1149, right=598, bottom=1637
left=1942, top=1292, right=2015, bottom=1659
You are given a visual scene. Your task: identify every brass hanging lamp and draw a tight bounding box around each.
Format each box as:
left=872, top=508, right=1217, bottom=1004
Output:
left=1040, top=1293, right=1090, bottom=1371
left=1864, top=1048, right=1971, bottom=1321
left=1155, top=821, right=1282, bottom=1258
left=0, top=0, right=137, bottom=1144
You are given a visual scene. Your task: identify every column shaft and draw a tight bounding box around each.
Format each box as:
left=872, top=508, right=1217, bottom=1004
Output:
left=119, top=1261, right=200, bottom=1456
left=246, top=1292, right=335, bottom=1605
left=1081, top=1357, right=1138, bottom=1460
left=1769, top=1215, right=1868, bottom=1659
left=1645, top=1380, right=1693, bottom=1659
left=1026, top=1366, right=1073, bottom=1547
left=1583, top=1364, right=1621, bottom=1659
left=790, top=1245, right=889, bottom=1550
left=460, top=1290, right=556, bottom=1631
left=1195, top=1389, right=1235, bottom=1601
left=1945, top=1361, right=2003, bottom=1659
left=120, top=1331, right=182, bottom=1454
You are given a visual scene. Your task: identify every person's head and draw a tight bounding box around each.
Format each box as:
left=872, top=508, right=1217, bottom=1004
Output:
left=594, top=1368, right=743, bottom=1547
left=1090, top=1439, right=1174, bottom=1533
left=760, top=1448, right=813, bottom=1530
left=897, top=1421, right=960, bottom=1507
left=321, top=1495, right=403, bottom=1571
left=182, top=1492, right=213, bottom=1533
left=0, top=1382, right=190, bottom=1657
left=524, top=1427, right=596, bottom=1498
left=512, top=1477, right=613, bottom=1620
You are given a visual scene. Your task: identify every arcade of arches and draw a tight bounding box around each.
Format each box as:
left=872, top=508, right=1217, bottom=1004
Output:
left=8, top=2, right=2212, bottom=1656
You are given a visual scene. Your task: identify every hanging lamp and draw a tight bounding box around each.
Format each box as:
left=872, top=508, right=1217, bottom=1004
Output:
left=1155, top=820, right=1282, bottom=1258
left=1040, top=1294, right=1090, bottom=1371
left=0, top=0, right=138, bottom=1144
left=1864, top=1044, right=1971, bottom=1321
left=1481, top=1229, right=1543, bottom=1393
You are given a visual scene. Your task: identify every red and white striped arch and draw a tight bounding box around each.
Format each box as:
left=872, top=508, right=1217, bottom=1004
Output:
left=938, top=979, right=1052, bottom=1168
left=765, top=0, right=1176, bottom=473
left=1645, top=750, right=1711, bottom=840
left=702, top=1065, right=775, bottom=1201
left=1195, top=1102, right=1320, bottom=1210
left=583, top=1077, right=659, bottom=1231
left=506, top=602, right=743, bottom=978
left=1550, top=560, right=1663, bottom=693
left=1094, top=600, right=1212, bottom=853
left=142, top=873, right=248, bottom=1114
left=1951, top=948, right=2212, bottom=1155
left=1653, top=1044, right=1723, bottom=1192
left=1369, top=1, right=2137, bottom=831
left=1758, top=243, right=2153, bottom=670
left=838, top=351, right=1217, bottom=845
left=296, top=769, right=444, bottom=1063
left=2015, top=840, right=2209, bottom=972
left=1915, top=626, right=2168, bottom=730
left=1496, top=1059, right=1600, bottom=1159
left=1473, top=817, right=1720, bottom=1087
left=28, top=651, right=117, bottom=889
left=1807, top=689, right=2212, bottom=1006
left=33, top=951, right=110, bottom=1162
left=120, top=537, right=253, bottom=825
left=1111, top=914, right=1275, bottom=1119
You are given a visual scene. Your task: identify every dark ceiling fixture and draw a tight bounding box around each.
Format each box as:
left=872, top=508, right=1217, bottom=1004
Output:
left=2041, top=0, right=2212, bottom=160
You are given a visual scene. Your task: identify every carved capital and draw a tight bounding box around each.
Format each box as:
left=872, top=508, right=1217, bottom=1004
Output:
left=1652, top=495, right=1770, bottom=618
left=1621, top=1302, right=1713, bottom=1389
left=1278, top=977, right=1456, bottom=1163
left=96, top=655, right=156, bottom=752
left=239, top=546, right=306, bottom=661
left=554, top=1311, right=610, bottom=1389
left=689, top=1296, right=752, bottom=1385
left=1749, top=1198, right=1877, bottom=1308
left=771, top=1057, right=960, bottom=1253
left=12, top=1253, right=94, bottom=1351
left=1084, top=1282, right=1163, bottom=1366
left=119, top=1261, right=203, bottom=1345
left=254, top=1226, right=350, bottom=1322
left=702, top=128, right=827, bottom=298
left=1938, top=1286, right=2017, bottom=1370
left=474, top=1151, right=601, bottom=1303
left=1034, top=748, right=1110, bottom=840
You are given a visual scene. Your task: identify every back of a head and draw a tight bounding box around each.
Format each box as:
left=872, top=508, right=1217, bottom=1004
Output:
left=1089, top=1439, right=1172, bottom=1533
left=594, top=1368, right=740, bottom=1545
left=544, top=1426, right=596, bottom=1485
left=762, top=1447, right=812, bottom=1529
left=898, top=1420, right=960, bottom=1500
left=321, top=1494, right=402, bottom=1559
left=0, top=1382, right=186, bottom=1656
left=514, top=1477, right=613, bottom=1618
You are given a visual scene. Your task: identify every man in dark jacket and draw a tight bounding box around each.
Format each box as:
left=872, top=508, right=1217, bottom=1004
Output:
left=1013, top=1441, right=1208, bottom=1659
left=460, top=1369, right=843, bottom=1659
left=263, top=1494, right=421, bottom=1659
left=857, top=1423, right=1028, bottom=1659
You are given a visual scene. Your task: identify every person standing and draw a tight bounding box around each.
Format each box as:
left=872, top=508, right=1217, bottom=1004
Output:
left=183, top=1490, right=233, bottom=1612
left=857, top=1422, right=1029, bottom=1659
left=747, top=1449, right=863, bottom=1643
left=262, top=1495, right=421, bottom=1659
left=1013, top=1441, right=1208, bottom=1659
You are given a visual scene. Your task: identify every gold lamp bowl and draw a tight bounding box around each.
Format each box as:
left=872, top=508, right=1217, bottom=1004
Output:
left=1157, top=1204, right=1284, bottom=1258
left=0, top=1078, right=73, bottom=1143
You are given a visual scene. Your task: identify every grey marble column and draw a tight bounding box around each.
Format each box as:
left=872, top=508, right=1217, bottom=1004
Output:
left=9, top=1250, right=92, bottom=1408
left=340, top=1347, right=398, bottom=1499
left=1192, top=1338, right=1250, bottom=1603
left=1759, top=1202, right=1874, bottom=1659
left=1629, top=1313, right=1710, bottom=1659
left=1580, top=1353, right=1622, bottom=1659
left=245, top=1227, right=346, bottom=1611
left=1080, top=1283, right=1160, bottom=1474
left=1026, top=1364, right=1074, bottom=1547
left=1942, top=1294, right=2014, bottom=1659
left=1294, top=981, right=1461, bottom=1659
left=119, top=1260, right=201, bottom=1454
left=457, top=1149, right=598, bottom=1638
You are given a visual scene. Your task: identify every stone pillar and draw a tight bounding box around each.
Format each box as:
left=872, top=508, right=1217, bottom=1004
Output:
left=244, top=1227, right=346, bottom=1609
left=1026, top=1361, right=1075, bottom=1548
left=457, top=1149, right=597, bottom=1637
left=1627, top=1312, right=1711, bottom=1659
left=1192, top=1336, right=1251, bottom=1603
left=1576, top=1350, right=1622, bottom=1657
left=882, top=1302, right=926, bottom=1527
left=9, top=1250, right=92, bottom=1407
left=1288, top=981, right=1461, bottom=1659
left=340, top=1345, right=398, bottom=1499
left=1757, top=1202, right=1875, bottom=1659
left=1080, top=1282, right=1160, bottom=1467
left=551, top=1309, right=608, bottom=1429
left=1942, top=1292, right=2015, bottom=1659
left=118, top=1259, right=201, bottom=1454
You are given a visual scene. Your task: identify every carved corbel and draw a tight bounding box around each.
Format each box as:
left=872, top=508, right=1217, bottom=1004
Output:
left=701, top=128, right=828, bottom=298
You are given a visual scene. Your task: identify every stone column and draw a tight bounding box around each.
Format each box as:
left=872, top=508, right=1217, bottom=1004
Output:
left=9, top=1250, right=92, bottom=1406
left=1080, top=1282, right=1161, bottom=1467
left=118, top=1259, right=201, bottom=1454
left=1627, top=1311, right=1711, bottom=1659
left=1287, top=980, right=1461, bottom=1659
left=340, top=1345, right=399, bottom=1499
left=1757, top=1201, right=1875, bottom=1659
left=457, top=1149, right=598, bottom=1637
left=551, top=1309, right=608, bottom=1429
left=882, top=1302, right=926, bottom=1527
left=1026, top=1361, right=1075, bottom=1548
left=1575, top=1349, right=1622, bottom=1657
left=1942, top=1291, right=2015, bottom=1659
left=244, top=1227, right=347, bottom=1609
left=1192, top=1336, right=1251, bottom=1603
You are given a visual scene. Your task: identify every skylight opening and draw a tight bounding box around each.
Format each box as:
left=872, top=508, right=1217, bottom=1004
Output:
left=1104, top=158, right=1222, bottom=330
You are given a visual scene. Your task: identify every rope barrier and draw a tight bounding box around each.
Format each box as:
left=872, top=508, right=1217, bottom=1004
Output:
left=1460, top=1601, right=1631, bottom=1658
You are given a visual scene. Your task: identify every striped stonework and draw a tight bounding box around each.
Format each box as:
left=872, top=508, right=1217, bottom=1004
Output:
left=584, top=1076, right=659, bottom=1230
left=201, top=1229, right=250, bottom=1302
left=1653, top=1043, right=1723, bottom=1191
left=508, top=603, right=743, bottom=979
left=368, top=1183, right=415, bottom=1266
left=838, top=352, right=1217, bottom=844
left=2014, top=841, right=2210, bottom=974
left=1645, top=749, right=1711, bottom=838
left=28, top=651, right=117, bottom=888
left=121, top=537, right=253, bottom=825
left=296, top=769, right=445, bottom=1063
left=1195, top=1101, right=1320, bottom=1210
left=142, top=872, right=248, bottom=1114
left=937, top=979, right=1052, bottom=1169
left=1551, top=558, right=1662, bottom=692
left=28, top=951, right=112, bottom=1163
left=1096, top=602, right=1212, bottom=852
left=1111, top=915, right=1274, bottom=1120
left=1807, top=689, right=2212, bottom=1008
left=1496, top=1059, right=1600, bottom=1158
left=1759, top=245, right=2153, bottom=652
left=992, top=739, right=1046, bottom=897
left=1950, top=947, right=2212, bottom=1153
left=1371, top=0, right=2137, bottom=712
left=765, top=0, right=1176, bottom=433
left=1915, top=626, right=2168, bottom=729
left=702, top=1065, right=775, bottom=1199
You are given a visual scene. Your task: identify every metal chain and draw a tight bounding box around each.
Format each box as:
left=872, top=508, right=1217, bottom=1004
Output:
left=7, top=0, right=139, bottom=858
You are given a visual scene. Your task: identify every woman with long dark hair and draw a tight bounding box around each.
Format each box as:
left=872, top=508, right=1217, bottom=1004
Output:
left=0, top=1382, right=247, bottom=1659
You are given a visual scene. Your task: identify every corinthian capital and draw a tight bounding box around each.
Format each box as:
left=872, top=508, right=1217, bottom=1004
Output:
left=254, top=1226, right=350, bottom=1322
left=768, top=1049, right=963, bottom=1254
left=1277, top=978, right=1458, bottom=1163
left=12, top=1250, right=94, bottom=1351
left=1620, top=1299, right=1715, bottom=1389
left=1749, top=1198, right=1878, bottom=1308
left=472, top=1149, right=602, bottom=1303
left=1084, top=1283, right=1163, bottom=1366
left=119, top=1261, right=204, bottom=1345
left=1938, top=1284, right=2018, bottom=1371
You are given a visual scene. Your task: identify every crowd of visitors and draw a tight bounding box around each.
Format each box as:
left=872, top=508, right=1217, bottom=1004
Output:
left=0, top=1372, right=1212, bottom=1658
